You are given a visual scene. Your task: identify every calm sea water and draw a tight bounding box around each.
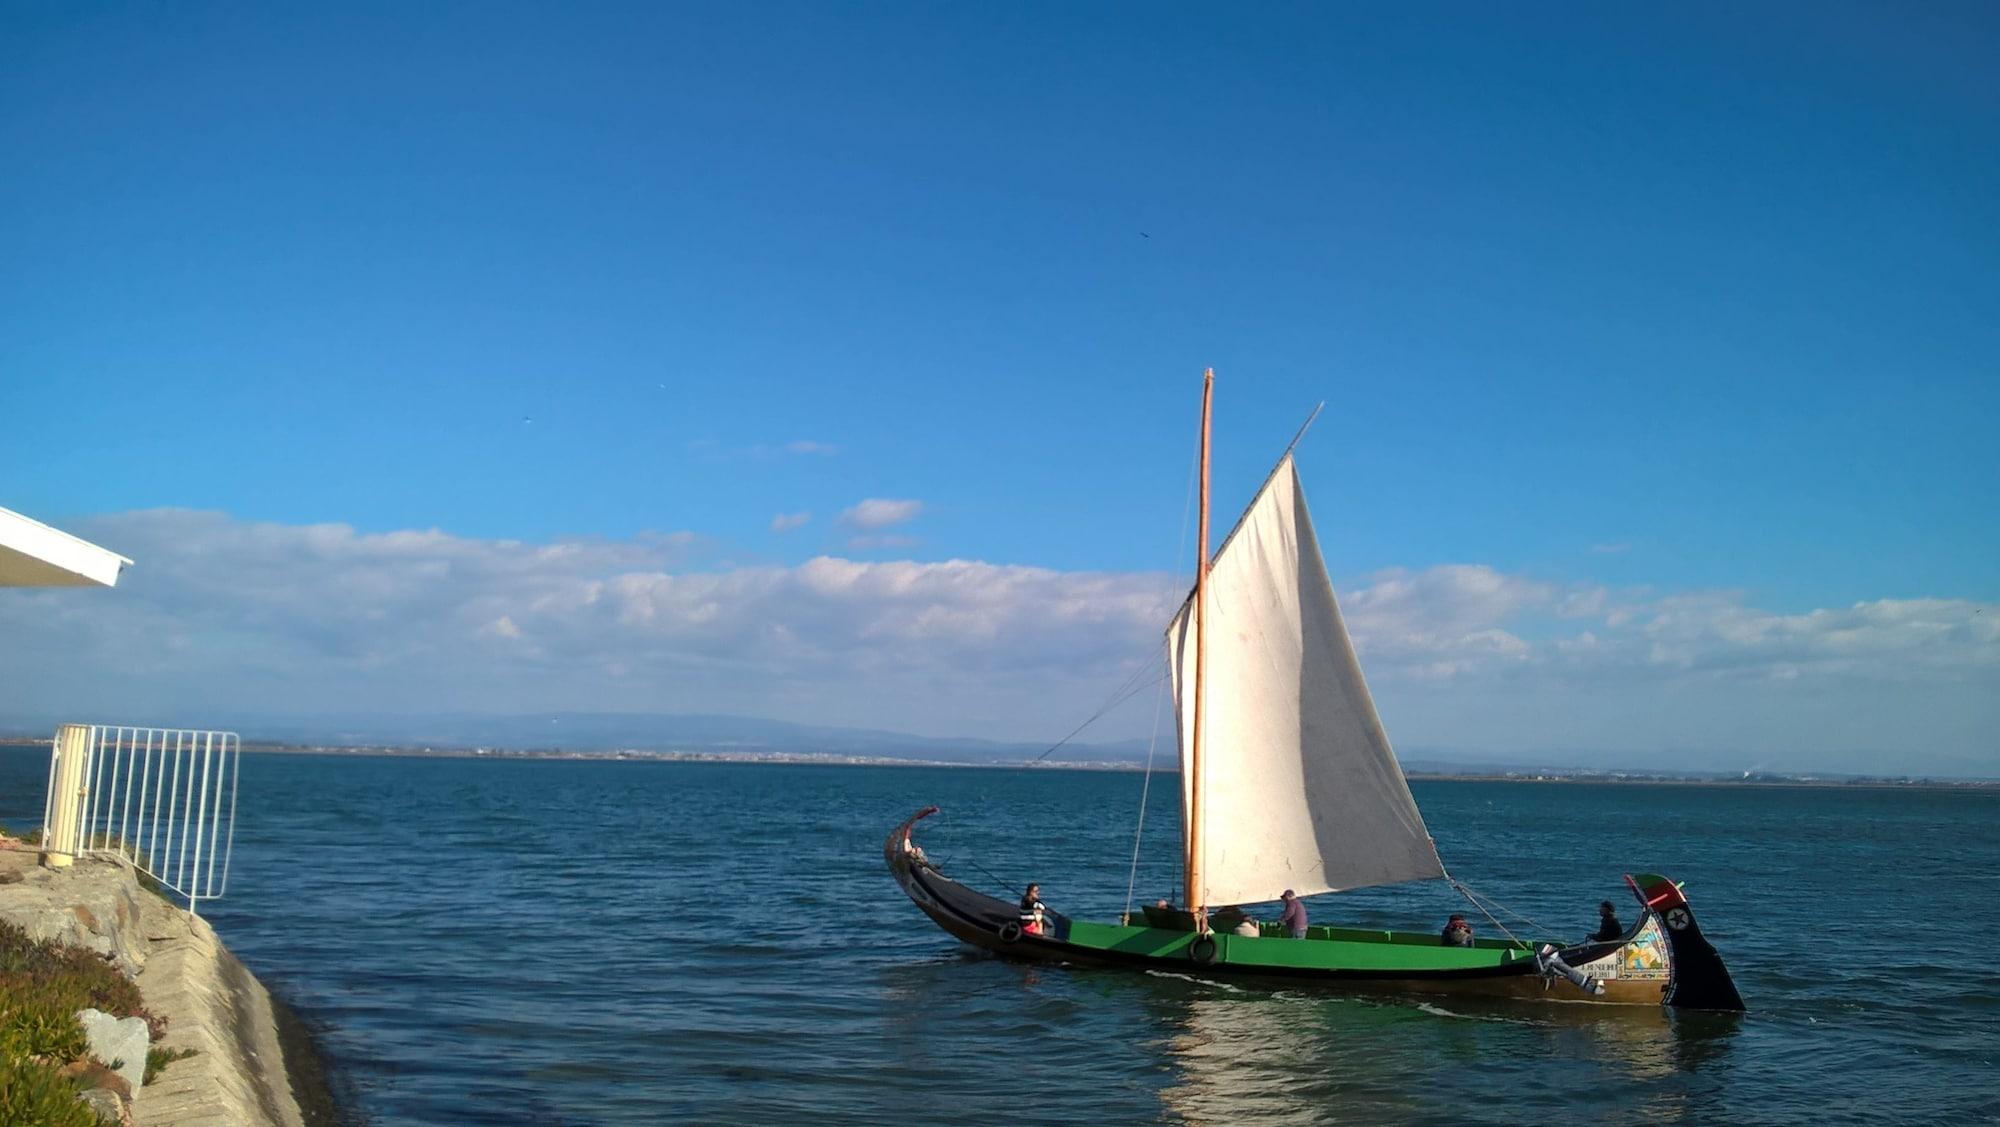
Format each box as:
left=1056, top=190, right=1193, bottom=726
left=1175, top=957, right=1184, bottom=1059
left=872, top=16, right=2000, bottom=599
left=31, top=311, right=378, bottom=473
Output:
left=4, top=749, right=1997, bottom=1124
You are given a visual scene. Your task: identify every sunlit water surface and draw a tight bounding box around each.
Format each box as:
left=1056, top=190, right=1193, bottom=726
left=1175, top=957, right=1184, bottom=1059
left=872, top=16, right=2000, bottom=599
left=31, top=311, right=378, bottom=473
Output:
left=4, top=752, right=1996, bottom=1124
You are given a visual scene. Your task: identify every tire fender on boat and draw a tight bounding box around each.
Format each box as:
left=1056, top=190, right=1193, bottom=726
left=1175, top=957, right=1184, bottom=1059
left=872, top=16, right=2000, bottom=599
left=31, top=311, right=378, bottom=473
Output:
left=1188, top=935, right=1218, bottom=965
left=998, top=921, right=1023, bottom=943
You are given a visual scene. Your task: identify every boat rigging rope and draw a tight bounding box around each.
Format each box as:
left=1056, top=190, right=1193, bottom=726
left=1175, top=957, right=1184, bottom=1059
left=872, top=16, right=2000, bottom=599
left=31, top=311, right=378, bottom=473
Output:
left=1120, top=437, right=1201, bottom=919
left=1439, top=866, right=1559, bottom=952
left=1121, top=674, right=1168, bottom=922
left=1456, top=880, right=1560, bottom=939
left=1025, top=664, right=1165, bottom=764
left=954, top=854, right=1026, bottom=898
left=1440, top=868, right=1531, bottom=952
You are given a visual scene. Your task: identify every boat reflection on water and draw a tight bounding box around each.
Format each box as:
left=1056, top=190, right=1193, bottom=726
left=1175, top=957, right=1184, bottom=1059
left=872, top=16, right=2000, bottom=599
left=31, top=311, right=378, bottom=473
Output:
left=1150, top=991, right=1427, bottom=1124
left=1403, top=992, right=1744, bottom=1080
left=872, top=944, right=1741, bottom=1122
left=1144, top=984, right=1743, bottom=1124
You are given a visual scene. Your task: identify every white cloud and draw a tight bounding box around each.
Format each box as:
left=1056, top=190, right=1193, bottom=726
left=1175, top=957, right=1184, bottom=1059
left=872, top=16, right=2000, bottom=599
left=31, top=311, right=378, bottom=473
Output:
left=0, top=509, right=1173, bottom=742
left=784, top=440, right=839, bottom=456
left=769, top=512, right=811, bottom=534
left=1338, top=565, right=1995, bottom=693
left=0, top=511, right=1991, bottom=772
left=839, top=498, right=923, bottom=531
left=478, top=615, right=525, bottom=642
left=1616, top=593, right=1999, bottom=681
left=1335, top=567, right=1997, bottom=773
left=1340, top=565, right=1561, bottom=677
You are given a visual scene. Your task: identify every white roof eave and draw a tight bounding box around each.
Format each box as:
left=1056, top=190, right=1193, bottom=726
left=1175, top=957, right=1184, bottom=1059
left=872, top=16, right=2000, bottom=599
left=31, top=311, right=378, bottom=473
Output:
left=0, top=506, right=132, bottom=588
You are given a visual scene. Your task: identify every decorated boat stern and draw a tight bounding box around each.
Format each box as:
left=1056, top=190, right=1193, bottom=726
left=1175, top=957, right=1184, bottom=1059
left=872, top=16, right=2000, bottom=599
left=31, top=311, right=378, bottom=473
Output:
left=1624, top=872, right=1746, bottom=1011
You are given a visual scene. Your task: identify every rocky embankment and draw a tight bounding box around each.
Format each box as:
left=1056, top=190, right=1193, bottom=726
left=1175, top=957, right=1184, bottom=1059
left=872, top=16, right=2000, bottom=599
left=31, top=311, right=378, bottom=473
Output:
left=0, top=844, right=338, bottom=1126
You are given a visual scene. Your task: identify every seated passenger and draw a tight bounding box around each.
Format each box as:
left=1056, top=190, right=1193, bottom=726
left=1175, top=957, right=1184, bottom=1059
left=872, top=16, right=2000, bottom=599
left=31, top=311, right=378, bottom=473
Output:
left=1441, top=914, right=1474, bottom=947
left=1591, top=900, right=1624, bottom=942
left=1019, top=883, right=1047, bottom=936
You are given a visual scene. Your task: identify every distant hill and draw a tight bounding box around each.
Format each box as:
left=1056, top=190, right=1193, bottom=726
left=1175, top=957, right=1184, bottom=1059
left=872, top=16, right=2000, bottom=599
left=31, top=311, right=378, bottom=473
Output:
left=0, top=710, right=1155, bottom=766
left=2, top=711, right=1984, bottom=783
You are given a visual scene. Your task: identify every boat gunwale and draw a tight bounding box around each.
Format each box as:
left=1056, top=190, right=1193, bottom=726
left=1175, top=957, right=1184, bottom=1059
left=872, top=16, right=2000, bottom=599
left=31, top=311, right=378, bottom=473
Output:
left=897, top=848, right=1620, bottom=982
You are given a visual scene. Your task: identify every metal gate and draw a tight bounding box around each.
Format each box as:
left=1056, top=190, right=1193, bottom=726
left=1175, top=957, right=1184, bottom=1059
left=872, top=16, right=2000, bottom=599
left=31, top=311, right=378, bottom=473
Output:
left=42, top=723, right=241, bottom=916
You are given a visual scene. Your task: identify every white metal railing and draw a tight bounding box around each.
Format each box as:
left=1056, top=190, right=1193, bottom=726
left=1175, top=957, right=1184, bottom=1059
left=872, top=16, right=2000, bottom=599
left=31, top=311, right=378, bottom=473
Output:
left=42, top=724, right=241, bottom=916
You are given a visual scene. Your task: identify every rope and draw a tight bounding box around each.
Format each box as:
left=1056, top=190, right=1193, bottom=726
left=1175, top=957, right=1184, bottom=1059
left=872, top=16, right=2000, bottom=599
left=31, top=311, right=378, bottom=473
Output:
left=1024, top=425, right=1192, bottom=775
left=1448, top=879, right=1529, bottom=951
left=958, top=854, right=1026, bottom=898
left=1441, top=867, right=1555, bottom=952
left=1119, top=431, right=1202, bottom=914
left=1122, top=674, right=1168, bottom=922
left=1463, top=880, right=1560, bottom=938
left=1026, top=665, right=1165, bottom=764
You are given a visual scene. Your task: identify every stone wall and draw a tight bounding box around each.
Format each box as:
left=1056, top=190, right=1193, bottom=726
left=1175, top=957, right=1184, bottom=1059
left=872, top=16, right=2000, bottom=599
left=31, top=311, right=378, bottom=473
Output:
left=0, top=846, right=331, bottom=1127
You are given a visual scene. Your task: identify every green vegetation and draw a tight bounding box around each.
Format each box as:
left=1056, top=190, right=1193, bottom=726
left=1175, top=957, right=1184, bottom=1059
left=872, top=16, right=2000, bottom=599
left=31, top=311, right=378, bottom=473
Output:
left=0, top=920, right=179, bottom=1125
left=145, top=1044, right=199, bottom=1085
left=0, top=993, right=87, bottom=1063
left=0, top=1056, right=100, bottom=1127
left=0, top=921, right=155, bottom=1034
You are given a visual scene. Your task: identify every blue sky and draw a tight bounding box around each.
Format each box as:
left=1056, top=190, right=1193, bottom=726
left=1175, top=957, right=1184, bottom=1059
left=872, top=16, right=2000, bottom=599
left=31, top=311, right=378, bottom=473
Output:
left=3, top=4, right=1995, bottom=772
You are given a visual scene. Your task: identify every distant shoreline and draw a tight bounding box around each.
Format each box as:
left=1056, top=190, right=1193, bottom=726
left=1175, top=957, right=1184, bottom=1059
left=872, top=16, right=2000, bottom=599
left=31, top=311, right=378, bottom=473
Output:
left=1, top=736, right=1991, bottom=788
left=1401, top=773, right=2000, bottom=791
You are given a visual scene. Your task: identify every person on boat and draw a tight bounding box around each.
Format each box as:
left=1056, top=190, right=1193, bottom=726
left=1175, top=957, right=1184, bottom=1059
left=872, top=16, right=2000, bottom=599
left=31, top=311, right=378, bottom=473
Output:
left=1020, top=884, right=1048, bottom=936
left=1591, top=900, right=1624, bottom=942
left=1279, top=890, right=1308, bottom=938
left=1441, top=914, right=1474, bottom=947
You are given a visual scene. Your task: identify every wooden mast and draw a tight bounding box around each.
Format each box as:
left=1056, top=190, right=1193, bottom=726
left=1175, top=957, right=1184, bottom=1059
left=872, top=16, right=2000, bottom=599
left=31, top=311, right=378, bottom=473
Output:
left=1186, top=367, right=1213, bottom=928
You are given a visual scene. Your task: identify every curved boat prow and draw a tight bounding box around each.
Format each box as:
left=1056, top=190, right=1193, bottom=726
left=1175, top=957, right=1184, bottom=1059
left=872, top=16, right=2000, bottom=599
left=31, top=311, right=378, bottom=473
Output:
left=1627, top=872, right=1745, bottom=1012
left=885, top=805, right=941, bottom=882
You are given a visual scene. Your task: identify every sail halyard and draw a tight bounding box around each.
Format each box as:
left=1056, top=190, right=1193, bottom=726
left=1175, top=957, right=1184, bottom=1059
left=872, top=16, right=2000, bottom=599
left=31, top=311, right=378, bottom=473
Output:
left=1166, top=452, right=1444, bottom=907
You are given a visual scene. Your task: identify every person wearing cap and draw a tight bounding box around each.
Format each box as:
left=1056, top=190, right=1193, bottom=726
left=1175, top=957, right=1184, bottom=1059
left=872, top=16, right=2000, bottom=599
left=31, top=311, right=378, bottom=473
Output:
left=1278, top=890, right=1308, bottom=938
left=1591, top=900, right=1624, bottom=942
left=1441, top=914, right=1474, bottom=947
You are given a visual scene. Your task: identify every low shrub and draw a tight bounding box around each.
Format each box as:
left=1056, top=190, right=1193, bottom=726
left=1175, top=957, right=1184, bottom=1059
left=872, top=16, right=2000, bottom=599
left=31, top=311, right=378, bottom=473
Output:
left=0, top=876, right=175, bottom=1124
left=0, top=921, right=158, bottom=1037
left=0, top=994, right=88, bottom=1061
left=0, top=1056, right=100, bottom=1127
left=145, top=1044, right=200, bottom=1084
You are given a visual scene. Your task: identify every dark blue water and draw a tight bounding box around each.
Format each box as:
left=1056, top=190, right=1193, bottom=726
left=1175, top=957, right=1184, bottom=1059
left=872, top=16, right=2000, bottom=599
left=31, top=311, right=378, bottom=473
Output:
left=4, top=750, right=1998, bottom=1124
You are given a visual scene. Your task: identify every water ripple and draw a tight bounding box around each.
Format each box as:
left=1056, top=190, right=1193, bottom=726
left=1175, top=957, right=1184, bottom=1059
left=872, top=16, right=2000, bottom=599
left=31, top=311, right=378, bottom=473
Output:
left=7, top=753, right=1997, bottom=1124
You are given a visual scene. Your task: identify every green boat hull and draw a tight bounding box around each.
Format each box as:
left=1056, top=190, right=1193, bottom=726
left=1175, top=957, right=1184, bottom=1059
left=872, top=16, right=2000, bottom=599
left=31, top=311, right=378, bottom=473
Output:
left=887, top=807, right=1744, bottom=1010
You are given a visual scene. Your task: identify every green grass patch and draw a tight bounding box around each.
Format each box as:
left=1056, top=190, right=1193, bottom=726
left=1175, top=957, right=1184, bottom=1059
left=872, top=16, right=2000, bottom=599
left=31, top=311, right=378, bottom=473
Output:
left=0, top=921, right=156, bottom=1035
left=0, top=920, right=168, bottom=1123
left=0, top=1056, right=101, bottom=1127
left=145, top=1044, right=199, bottom=1085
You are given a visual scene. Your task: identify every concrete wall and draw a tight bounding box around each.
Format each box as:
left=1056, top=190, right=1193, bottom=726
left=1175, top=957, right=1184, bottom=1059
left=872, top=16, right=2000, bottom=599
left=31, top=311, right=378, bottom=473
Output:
left=0, top=846, right=330, bottom=1127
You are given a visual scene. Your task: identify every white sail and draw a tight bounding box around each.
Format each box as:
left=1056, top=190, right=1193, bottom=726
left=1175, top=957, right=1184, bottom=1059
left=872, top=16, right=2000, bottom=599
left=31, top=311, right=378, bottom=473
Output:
left=1168, top=455, right=1443, bottom=906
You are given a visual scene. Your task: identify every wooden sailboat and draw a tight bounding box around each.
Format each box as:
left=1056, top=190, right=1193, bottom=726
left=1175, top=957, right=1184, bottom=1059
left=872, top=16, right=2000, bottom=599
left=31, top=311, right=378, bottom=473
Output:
left=885, top=371, right=1744, bottom=1010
